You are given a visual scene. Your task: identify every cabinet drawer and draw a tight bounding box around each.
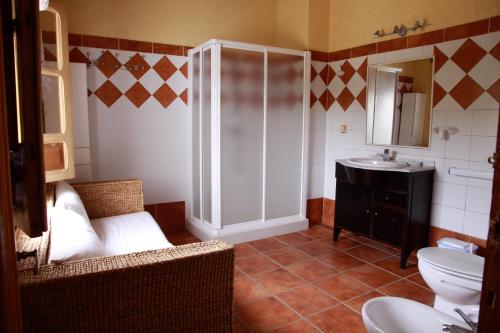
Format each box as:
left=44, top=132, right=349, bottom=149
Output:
left=375, top=191, right=407, bottom=208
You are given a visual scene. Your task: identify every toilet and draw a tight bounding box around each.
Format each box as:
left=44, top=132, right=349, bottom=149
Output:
left=417, top=247, right=484, bottom=322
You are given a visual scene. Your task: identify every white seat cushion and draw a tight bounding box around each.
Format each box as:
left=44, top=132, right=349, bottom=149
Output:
left=48, top=207, right=106, bottom=264
left=91, top=212, right=173, bottom=256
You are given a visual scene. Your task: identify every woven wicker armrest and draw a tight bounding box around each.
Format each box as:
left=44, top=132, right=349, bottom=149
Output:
left=19, top=240, right=234, bottom=333
left=71, top=179, right=144, bottom=219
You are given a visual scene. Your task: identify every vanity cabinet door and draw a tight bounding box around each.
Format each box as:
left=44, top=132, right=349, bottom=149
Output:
left=336, top=182, right=371, bottom=235
left=372, top=207, right=405, bottom=246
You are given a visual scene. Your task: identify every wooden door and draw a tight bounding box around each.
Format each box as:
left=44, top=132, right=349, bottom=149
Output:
left=478, top=113, right=500, bottom=331
left=0, top=4, right=22, bottom=332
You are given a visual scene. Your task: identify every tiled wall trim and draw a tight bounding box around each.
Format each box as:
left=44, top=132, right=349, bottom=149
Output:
left=310, top=15, right=500, bottom=61
left=68, top=33, right=192, bottom=56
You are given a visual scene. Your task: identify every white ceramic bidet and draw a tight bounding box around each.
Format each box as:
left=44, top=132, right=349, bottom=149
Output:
left=362, top=296, right=470, bottom=333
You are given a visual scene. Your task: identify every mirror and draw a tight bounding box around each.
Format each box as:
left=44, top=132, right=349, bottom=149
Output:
left=366, top=57, right=433, bottom=147
left=41, top=74, right=62, bottom=133
left=40, top=10, right=58, bottom=69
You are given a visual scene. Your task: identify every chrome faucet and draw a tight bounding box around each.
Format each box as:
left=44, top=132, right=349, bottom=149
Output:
left=375, top=149, right=391, bottom=161
left=442, top=309, right=477, bottom=333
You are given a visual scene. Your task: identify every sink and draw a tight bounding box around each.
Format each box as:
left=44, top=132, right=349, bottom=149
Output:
left=347, top=158, right=407, bottom=169
left=362, top=297, right=469, bottom=333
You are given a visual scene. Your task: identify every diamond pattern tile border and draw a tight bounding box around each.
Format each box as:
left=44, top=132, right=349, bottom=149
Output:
left=70, top=46, right=188, bottom=108
left=311, top=30, right=499, bottom=112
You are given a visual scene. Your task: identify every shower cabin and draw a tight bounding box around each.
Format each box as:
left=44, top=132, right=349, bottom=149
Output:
left=187, top=40, right=310, bottom=243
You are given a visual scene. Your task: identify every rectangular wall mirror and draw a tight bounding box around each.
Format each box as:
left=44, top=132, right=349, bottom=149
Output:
left=366, top=57, right=434, bottom=147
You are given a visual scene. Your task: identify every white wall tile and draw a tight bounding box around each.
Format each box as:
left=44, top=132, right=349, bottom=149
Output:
left=432, top=181, right=443, bottom=204
left=308, top=181, right=324, bottom=199
left=444, top=135, right=470, bottom=160
left=441, top=183, right=467, bottom=209
left=447, top=110, right=472, bottom=135
left=437, top=205, right=465, bottom=233
left=471, top=109, right=499, bottom=136
left=465, top=186, right=492, bottom=214
left=469, top=136, right=496, bottom=162
left=462, top=210, right=490, bottom=240
left=323, top=180, right=335, bottom=199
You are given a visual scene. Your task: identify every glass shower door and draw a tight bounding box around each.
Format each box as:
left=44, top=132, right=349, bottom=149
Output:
left=220, top=48, right=264, bottom=226
left=265, top=53, right=304, bottom=219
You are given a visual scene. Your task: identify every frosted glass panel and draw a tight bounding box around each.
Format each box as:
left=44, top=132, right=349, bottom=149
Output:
left=192, top=52, right=200, bottom=219
left=266, top=53, right=304, bottom=219
left=220, top=48, right=264, bottom=225
left=202, top=49, right=212, bottom=223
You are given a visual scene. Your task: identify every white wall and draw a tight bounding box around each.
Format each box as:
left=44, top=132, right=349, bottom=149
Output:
left=79, top=46, right=191, bottom=206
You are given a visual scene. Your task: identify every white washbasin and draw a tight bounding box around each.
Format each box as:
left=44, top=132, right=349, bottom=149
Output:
left=362, top=297, right=469, bottom=333
left=347, top=158, right=407, bottom=169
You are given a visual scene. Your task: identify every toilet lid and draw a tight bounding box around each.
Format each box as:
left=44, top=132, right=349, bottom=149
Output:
left=417, top=248, right=484, bottom=279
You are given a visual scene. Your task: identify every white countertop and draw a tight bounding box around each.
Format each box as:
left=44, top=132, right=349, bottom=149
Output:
left=336, top=159, right=435, bottom=173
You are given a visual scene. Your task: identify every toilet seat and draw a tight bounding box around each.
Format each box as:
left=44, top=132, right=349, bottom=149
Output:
left=417, top=248, right=484, bottom=282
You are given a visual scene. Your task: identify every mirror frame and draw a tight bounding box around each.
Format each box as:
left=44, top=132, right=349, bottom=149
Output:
left=365, top=55, right=435, bottom=149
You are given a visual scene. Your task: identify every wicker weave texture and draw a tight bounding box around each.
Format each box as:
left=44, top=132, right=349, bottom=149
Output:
left=19, top=179, right=234, bottom=332
left=72, top=179, right=144, bottom=219
left=20, top=241, right=234, bottom=333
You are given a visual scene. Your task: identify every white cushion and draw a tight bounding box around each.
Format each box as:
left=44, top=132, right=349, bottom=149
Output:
left=55, top=181, right=89, bottom=221
left=91, top=212, right=173, bottom=256
left=48, top=207, right=105, bottom=264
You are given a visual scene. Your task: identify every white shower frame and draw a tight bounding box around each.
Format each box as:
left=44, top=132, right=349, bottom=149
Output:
left=187, top=39, right=311, bottom=244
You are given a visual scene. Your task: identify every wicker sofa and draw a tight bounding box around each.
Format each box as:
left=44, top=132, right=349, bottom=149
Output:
left=16, top=179, right=234, bottom=333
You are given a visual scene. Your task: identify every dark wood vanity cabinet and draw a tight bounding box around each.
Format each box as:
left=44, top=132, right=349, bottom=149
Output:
left=333, top=162, right=434, bottom=268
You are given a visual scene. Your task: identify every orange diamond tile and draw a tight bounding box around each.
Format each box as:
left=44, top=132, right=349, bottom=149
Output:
left=94, top=80, right=122, bottom=107
left=357, top=58, right=368, bottom=81
left=153, top=56, right=177, bottom=81
left=125, top=53, right=150, bottom=79
left=433, top=82, right=447, bottom=107
left=491, top=42, right=500, bottom=61
left=451, top=39, right=486, bottom=73
left=310, top=91, right=318, bottom=107
left=179, top=62, right=188, bottom=79
left=153, top=84, right=177, bottom=108
left=310, top=65, right=318, bottom=81
left=125, top=82, right=150, bottom=107
left=179, top=88, right=188, bottom=105
left=356, top=86, right=366, bottom=109
left=319, top=65, right=332, bottom=85
left=340, top=61, right=355, bottom=84
left=449, top=75, right=484, bottom=109
left=96, top=50, right=121, bottom=78
left=336, top=87, right=355, bottom=110
left=43, top=47, right=56, bottom=61
left=69, top=47, right=89, bottom=64
left=319, top=90, right=334, bottom=110
left=434, top=46, right=448, bottom=73
left=487, top=79, right=500, bottom=102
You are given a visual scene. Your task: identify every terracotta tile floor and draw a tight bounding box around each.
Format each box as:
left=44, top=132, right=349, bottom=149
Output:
left=175, top=225, right=435, bottom=333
